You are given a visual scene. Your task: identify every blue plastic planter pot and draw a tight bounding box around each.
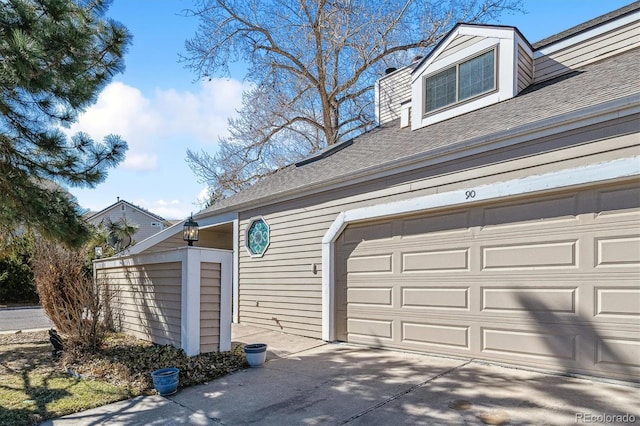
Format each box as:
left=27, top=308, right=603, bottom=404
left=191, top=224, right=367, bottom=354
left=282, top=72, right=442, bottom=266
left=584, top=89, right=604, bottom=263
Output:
left=243, top=343, right=267, bottom=367
left=151, top=367, right=179, bottom=396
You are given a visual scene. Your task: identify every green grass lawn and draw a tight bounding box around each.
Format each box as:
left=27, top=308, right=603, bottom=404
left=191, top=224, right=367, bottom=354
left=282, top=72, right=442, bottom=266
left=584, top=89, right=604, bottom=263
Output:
left=0, top=331, right=246, bottom=425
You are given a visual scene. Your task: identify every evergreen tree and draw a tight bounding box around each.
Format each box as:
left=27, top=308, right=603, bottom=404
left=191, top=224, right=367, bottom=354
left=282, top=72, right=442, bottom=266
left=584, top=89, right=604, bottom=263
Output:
left=0, top=0, right=130, bottom=246
left=0, top=230, right=37, bottom=304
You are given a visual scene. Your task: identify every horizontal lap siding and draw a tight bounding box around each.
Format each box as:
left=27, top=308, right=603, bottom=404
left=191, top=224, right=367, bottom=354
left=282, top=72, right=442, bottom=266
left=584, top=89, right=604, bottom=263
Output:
left=378, top=67, right=411, bottom=125
left=238, top=125, right=638, bottom=339
left=98, top=262, right=182, bottom=347
left=239, top=211, right=335, bottom=337
left=517, top=45, right=533, bottom=92
left=200, top=262, right=221, bottom=353
left=438, top=34, right=483, bottom=60
left=534, top=21, right=640, bottom=83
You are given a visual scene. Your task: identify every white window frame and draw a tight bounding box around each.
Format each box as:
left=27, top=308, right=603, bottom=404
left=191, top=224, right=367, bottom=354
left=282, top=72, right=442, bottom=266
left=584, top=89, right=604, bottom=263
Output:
left=423, top=47, right=498, bottom=115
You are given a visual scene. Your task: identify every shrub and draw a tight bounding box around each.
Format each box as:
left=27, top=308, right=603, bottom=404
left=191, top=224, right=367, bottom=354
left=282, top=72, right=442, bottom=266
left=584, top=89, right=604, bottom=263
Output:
left=32, top=238, right=113, bottom=351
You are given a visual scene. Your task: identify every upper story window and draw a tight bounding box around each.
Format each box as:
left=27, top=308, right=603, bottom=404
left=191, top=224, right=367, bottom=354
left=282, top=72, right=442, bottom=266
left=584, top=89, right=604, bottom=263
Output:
left=424, top=49, right=496, bottom=114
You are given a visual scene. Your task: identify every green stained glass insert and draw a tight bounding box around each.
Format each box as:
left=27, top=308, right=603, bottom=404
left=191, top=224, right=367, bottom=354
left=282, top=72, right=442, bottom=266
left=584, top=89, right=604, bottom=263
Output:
left=247, top=219, right=269, bottom=256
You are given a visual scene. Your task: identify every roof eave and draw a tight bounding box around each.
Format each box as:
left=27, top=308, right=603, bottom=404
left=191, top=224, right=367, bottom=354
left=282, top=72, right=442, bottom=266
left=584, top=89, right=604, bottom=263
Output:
left=202, top=94, right=639, bottom=219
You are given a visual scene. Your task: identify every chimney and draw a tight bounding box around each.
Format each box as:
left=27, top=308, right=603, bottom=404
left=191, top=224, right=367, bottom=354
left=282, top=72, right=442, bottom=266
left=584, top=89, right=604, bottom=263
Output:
left=375, top=65, right=413, bottom=126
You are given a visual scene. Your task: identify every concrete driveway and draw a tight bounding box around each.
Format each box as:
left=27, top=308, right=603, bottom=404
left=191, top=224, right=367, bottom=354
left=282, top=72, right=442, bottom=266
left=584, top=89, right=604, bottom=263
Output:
left=45, top=324, right=640, bottom=425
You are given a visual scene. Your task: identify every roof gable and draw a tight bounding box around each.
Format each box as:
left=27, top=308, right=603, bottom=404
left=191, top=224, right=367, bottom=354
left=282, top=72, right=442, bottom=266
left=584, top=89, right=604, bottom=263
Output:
left=86, top=199, right=167, bottom=224
left=410, top=23, right=532, bottom=131
left=411, top=24, right=528, bottom=79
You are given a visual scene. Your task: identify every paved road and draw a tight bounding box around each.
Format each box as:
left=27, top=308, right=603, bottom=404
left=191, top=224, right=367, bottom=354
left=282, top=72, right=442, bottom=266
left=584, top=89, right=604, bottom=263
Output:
left=0, top=306, right=53, bottom=332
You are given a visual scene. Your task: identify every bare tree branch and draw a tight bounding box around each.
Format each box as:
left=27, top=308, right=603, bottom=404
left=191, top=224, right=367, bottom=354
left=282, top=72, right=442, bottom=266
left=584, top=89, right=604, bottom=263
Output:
left=183, top=0, right=523, bottom=204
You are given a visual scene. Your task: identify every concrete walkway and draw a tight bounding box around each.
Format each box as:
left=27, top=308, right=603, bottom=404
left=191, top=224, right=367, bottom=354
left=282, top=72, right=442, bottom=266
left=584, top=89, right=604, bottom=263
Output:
left=43, top=324, right=640, bottom=425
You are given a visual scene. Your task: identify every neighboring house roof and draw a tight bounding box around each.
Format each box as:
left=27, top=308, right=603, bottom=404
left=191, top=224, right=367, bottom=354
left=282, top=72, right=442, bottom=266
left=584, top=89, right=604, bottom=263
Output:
left=86, top=199, right=168, bottom=224
left=198, top=47, right=639, bottom=219
left=533, top=0, right=640, bottom=49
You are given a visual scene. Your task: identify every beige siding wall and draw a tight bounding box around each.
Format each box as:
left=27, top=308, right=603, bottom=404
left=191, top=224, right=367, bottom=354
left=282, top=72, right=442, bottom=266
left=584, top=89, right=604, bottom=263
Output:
left=377, top=67, right=412, bottom=125
left=438, top=34, right=483, bottom=60
left=534, top=20, right=640, bottom=83
left=517, top=44, right=533, bottom=92
left=237, top=116, right=639, bottom=339
left=200, top=262, right=221, bottom=353
left=98, top=262, right=182, bottom=346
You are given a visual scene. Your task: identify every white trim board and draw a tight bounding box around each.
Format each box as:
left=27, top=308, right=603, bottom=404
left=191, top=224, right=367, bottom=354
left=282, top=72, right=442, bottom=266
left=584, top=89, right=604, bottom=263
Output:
left=321, top=156, right=640, bottom=341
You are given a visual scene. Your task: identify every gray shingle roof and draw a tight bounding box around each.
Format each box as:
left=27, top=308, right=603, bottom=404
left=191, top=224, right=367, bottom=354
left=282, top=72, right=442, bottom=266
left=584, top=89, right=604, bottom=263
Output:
left=199, top=47, right=640, bottom=218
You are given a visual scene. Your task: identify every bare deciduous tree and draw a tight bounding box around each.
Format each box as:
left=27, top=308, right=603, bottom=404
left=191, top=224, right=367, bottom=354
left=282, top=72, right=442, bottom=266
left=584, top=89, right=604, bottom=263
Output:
left=184, top=0, right=522, bottom=203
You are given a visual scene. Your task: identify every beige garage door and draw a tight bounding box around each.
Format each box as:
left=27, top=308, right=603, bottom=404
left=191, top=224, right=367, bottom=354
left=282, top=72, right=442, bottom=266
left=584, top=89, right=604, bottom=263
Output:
left=335, top=182, right=640, bottom=381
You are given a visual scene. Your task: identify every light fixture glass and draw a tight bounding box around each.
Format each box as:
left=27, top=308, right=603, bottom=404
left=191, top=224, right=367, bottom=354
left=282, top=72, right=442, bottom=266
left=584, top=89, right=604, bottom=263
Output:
left=183, top=214, right=199, bottom=246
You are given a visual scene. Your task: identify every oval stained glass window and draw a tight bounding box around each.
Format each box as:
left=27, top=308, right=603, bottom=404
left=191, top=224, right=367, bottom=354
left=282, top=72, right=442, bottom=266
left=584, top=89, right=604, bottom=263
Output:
left=246, top=218, right=269, bottom=256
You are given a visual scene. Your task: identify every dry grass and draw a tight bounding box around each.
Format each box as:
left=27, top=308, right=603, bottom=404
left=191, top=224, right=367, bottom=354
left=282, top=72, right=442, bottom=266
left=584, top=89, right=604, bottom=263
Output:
left=0, top=332, right=130, bottom=425
left=0, top=331, right=246, bottom=425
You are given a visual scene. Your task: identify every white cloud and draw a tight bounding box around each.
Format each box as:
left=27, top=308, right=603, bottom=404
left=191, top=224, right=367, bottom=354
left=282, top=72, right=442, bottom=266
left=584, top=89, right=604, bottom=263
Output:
left=134, top=198, right=193, bottom=221
left=67, top=78, right=249, bottom=172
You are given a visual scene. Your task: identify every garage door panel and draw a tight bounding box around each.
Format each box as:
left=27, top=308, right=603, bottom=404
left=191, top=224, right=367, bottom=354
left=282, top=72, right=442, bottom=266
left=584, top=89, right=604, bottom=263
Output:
left=402, top=287, right=470, bottom=309
left=348, top=318, right=393, bottom=339
left=483, top=194, right=578, bottom=226
left=347, top=287, right=393, bottom=306
left=343, top=221, right=393, bottom=244
left=595, top=235, right=640, bottom=267
left=347, top=254, right=393, bottom=273
left=596, top=338, right=640, bottom=368
left=481, top=240, right=578, bottom=270
left=402, top=249, right=470, bottom=272
left=402, top=210, right=471, bottom=237
left=481, top=327, right=578, bottom=361
left=595, top=287, right=640, bottom=317
left=596, top=184, right=640, bottom=213
left=401, top=322, right=470, bottom=349
left=481, top=287, right=577, bottom=313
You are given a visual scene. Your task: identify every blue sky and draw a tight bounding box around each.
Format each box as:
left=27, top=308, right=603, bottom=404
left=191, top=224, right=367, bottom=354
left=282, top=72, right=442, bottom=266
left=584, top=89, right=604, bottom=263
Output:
left=68, top=0, right=633, bottom=220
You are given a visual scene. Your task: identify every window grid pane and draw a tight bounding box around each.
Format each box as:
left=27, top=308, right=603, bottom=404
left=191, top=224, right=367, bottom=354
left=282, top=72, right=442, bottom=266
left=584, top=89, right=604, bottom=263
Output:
left=425, top=67, right=456, bottom=112
left=458, top=50, right=495, bottom=101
